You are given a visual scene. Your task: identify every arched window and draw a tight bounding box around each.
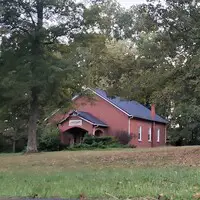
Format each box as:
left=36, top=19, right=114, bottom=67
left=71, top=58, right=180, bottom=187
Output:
left=95, top=130, right=103, bottom=137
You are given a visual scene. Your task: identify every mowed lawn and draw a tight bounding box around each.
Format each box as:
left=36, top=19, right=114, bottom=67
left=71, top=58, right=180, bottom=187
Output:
left=1, top=147, right=200, bottom=200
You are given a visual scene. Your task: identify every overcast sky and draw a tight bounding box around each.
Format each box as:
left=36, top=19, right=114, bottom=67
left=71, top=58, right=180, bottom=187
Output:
left=118, top=0, right=147, bottom=8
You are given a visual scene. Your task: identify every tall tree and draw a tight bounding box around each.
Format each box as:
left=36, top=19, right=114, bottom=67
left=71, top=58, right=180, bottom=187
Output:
left=83, top=0, right=200, bottom=145
left=138, top=0, right=200, bottom=144
left=100, top=0, right=200, bottom=144
left=0, top=0, right=102, bottom=152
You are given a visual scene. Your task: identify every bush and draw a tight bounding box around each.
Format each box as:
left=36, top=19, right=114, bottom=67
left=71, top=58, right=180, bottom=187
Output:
left=66, top=134, right=130, bottom=150
left=67, top=135, right=112, bottom=150
left=66, top=143, right=105, bottom=151
left=115, top=131, right=132, bottom=145
left=108, top=143, right=125, bottom=148
left=83, top=135, right=115, bottom=145
left=38, top=125, right=61, bottom=151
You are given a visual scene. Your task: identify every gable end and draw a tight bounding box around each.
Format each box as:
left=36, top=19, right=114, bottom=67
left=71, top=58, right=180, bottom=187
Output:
left=73, top=88, right=131, bottom=117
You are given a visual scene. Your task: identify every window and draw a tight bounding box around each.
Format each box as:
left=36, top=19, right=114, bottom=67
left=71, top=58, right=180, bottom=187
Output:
left=95, top=130, right=103, bottom=137
left=138, top=126, right=142, bottom=141
left=157, top=129, right=160, bottom=142
left=148, top=127, right=152, bottom=142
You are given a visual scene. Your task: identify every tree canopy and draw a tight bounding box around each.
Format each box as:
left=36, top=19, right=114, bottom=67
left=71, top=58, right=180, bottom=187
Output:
left=1, top=0, right=200, bottom=152
left=0, top=0, right=105, bottom=152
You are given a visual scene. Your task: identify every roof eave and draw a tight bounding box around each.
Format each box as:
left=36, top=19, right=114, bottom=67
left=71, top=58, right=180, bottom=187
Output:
left=94, top=124, right=108, bottom=127
left=130, top=115, right=168, bottom=124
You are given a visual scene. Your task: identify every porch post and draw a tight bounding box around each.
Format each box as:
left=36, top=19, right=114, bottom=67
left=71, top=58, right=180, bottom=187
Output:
left=92, top=126, right=95, bottom=135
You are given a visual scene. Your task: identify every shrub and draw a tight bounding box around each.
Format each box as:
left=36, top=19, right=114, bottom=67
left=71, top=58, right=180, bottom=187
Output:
left=67, top=143, right=101, bottom=151
left=38, top=125, right=61, bottom=151
left=66, top=134, right=131, bottom=150
left=108, top=143, right=125, bottom=148
left=115, top=131, right=132, bottom=145
left=83, top=135, right=116, bottom=145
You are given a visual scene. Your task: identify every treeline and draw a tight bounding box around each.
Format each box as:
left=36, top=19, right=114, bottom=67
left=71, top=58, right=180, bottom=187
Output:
left=1, top=0, right=200, bottom=153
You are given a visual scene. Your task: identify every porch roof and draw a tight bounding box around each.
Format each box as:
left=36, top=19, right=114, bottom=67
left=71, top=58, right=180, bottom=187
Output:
left=60, top=111, right=108, bottom=127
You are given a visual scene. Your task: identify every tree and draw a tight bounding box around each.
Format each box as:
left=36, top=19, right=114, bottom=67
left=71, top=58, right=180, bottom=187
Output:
left=83, top=0, right=200, bottom=145
left=101, top=0, right=200, bottom=144
left=0, top=102, right=28, bottom=153
left=139, top=0, right=200, bottom=144
left=0, top=0, right=102, bottom=152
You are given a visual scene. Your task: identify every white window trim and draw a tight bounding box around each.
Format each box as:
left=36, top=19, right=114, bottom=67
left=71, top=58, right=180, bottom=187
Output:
left=157, top=128, right=160, bottom=142
left=138, top=126, right=142, bottom=141
left=148, top=127, right=152, bottom=142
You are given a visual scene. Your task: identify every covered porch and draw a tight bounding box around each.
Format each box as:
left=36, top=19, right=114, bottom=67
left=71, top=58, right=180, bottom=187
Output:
left=58, top=110, right=108, bottom=145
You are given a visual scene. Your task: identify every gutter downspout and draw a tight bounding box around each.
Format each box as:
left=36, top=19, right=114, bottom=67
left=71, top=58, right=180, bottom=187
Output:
left=152, top=121, right=155, bottom=148
left=128, top=116, right=133, bottom=136
left=151, top=104, right=156, bottom=148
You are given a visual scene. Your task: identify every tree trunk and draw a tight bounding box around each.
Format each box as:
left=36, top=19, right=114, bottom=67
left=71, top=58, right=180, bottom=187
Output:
left=27, top=89, right=39, bottom=153
left=26, top=0, right=43, bottom=153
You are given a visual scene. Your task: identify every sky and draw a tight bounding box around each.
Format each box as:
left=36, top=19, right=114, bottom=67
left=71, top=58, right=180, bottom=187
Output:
left=118, top=0, right=147, bottom=8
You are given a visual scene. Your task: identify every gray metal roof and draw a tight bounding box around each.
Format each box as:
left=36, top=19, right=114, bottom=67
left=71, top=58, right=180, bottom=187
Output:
left=76, top=111, right=108, bottom=127
left=60, top=110, right=108, bottom=127
left=94, top=89, right=168, bottom=124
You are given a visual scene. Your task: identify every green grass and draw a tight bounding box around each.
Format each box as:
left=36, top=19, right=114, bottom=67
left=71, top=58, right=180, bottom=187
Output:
left=0, top=147, right=200, bottom=199
left=0, top=167, right=200, bottom=199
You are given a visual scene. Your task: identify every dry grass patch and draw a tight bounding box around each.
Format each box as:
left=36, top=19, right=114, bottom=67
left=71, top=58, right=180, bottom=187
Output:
left=1, top=146, right=200, bottom=172
left=0, top=146, right=200, bottom=199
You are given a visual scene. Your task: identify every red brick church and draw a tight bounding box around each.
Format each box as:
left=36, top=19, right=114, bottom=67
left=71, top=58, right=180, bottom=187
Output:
left=56, top=88, right=168, bottom=148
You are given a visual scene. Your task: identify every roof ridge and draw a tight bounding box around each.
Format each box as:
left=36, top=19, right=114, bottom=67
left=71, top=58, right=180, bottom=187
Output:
left=93, top=88, right=168, bottom=124
left=72, top=88, right=167, bottom=124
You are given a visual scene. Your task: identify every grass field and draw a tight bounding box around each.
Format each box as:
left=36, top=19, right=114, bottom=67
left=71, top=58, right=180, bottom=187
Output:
left=0, top=146, right=200, bottom=200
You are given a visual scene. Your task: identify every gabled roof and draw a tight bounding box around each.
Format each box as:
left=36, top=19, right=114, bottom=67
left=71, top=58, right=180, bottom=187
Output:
left=77, top=111, right=108, bottom=127
left=74, top=88, right=168, bottom=124
left=60, top=110, right=108, bottom=127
